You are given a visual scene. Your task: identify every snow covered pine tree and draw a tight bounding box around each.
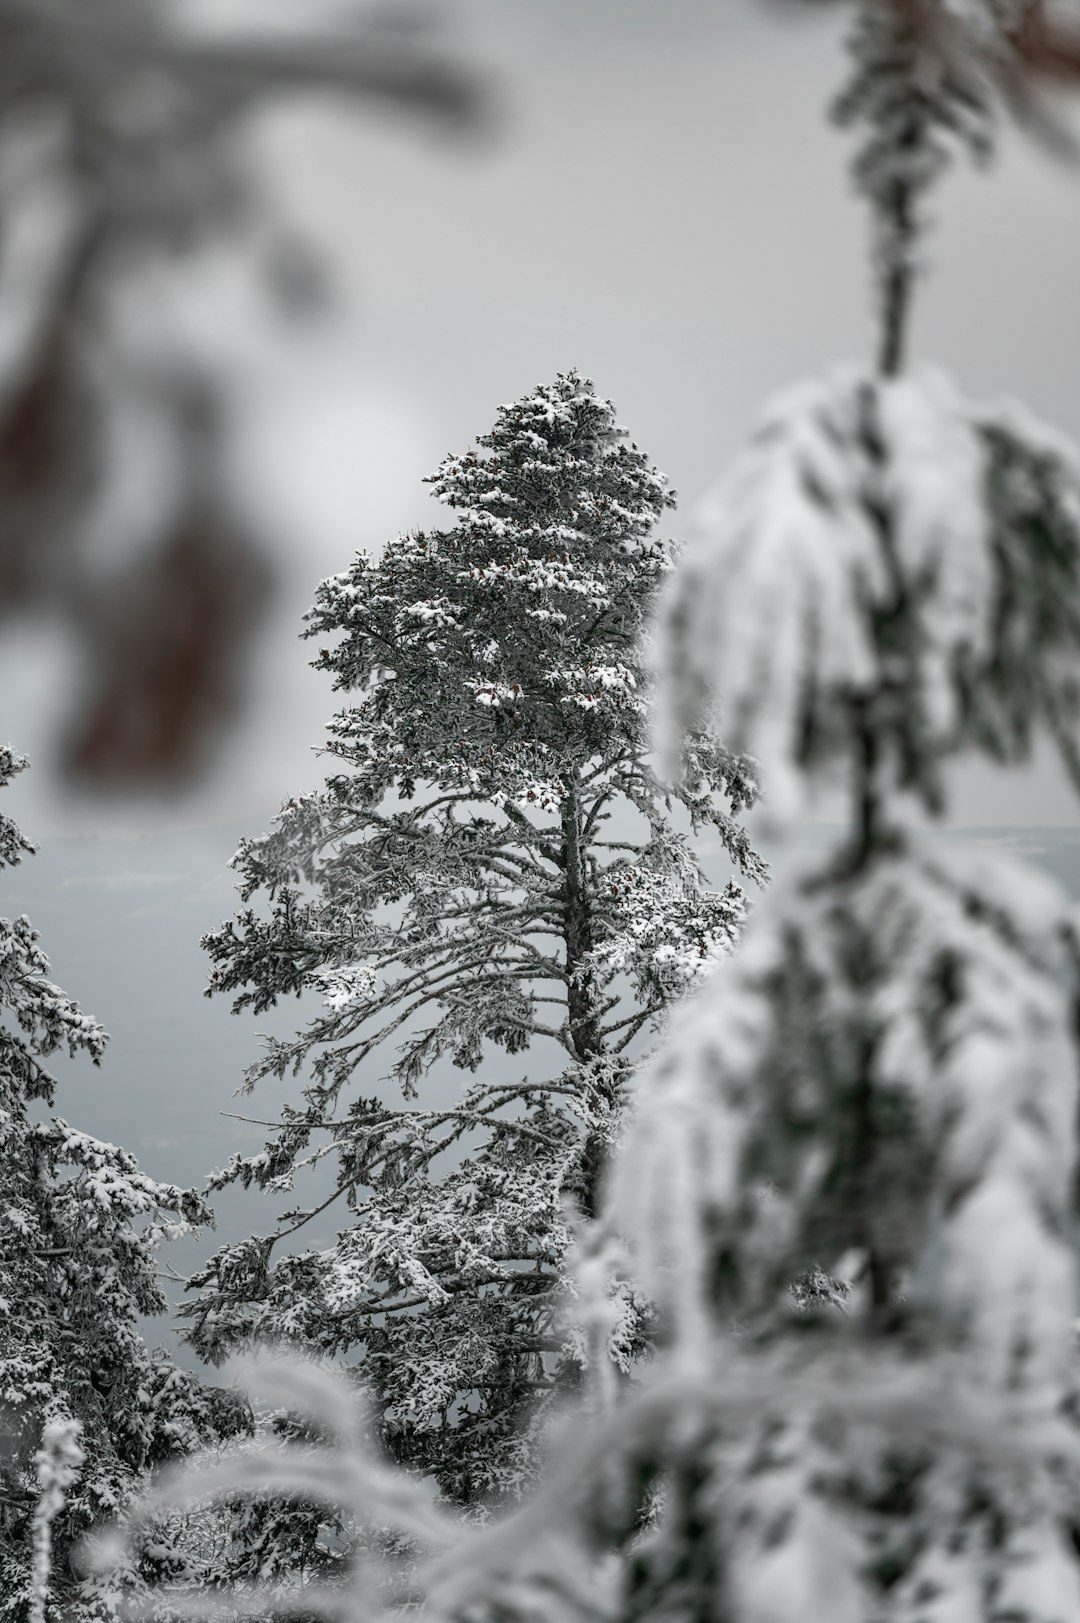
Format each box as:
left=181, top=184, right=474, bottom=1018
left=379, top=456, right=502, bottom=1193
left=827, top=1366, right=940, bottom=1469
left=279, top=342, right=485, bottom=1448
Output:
left=184, top=372, right=764, bottom=1520
left=0, top=747, right=246, bottom=1621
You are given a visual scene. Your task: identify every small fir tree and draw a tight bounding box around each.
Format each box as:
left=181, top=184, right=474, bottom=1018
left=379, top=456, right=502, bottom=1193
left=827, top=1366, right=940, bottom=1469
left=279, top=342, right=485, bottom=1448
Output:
left=184, top=371, right=764, bottom=1516
left=0, top=746, right=247, bottom=1621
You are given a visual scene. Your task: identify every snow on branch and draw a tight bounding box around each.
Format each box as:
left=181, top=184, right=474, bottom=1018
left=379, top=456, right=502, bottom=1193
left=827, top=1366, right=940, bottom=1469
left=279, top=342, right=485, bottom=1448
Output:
left=607, top=838, right=1080, bottom=1400
left=654, top=365, right=1080, bottom=832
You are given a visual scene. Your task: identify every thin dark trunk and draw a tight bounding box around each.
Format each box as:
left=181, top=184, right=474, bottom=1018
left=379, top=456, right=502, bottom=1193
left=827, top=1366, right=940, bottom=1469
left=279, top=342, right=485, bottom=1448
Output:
left=560, top=781, right=602, bottom=1064
left=877, top=173, right=914, bottom=381
left=558, top=780, right=608, bottom=1221
left=875, top=49, right=921, bottom=381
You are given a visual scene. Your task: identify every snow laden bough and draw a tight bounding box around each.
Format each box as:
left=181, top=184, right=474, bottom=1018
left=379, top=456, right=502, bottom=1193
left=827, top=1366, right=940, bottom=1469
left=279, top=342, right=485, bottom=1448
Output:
left=656, top=368, right=1080, bottom=836
left=603, top=841, right=1080, bottom=1617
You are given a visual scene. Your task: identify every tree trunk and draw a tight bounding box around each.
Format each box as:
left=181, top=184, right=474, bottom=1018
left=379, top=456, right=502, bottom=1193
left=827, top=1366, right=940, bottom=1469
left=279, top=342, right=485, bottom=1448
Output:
left=560, top=780, right=602, bottom=1063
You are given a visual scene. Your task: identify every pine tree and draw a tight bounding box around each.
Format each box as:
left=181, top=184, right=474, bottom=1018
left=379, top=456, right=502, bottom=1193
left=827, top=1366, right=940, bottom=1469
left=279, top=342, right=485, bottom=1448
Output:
left=0, top=746, right=247, bottom=1621
left=183, top=372, right=764, bottom=1516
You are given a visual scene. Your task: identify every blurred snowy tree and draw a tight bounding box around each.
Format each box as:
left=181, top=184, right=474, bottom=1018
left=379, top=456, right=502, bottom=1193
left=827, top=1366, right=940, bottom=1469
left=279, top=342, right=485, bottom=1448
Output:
left=0, top=0, right=487, bottom=789
left=0, top=745, right=248, bottom=1621
left=182, top=371, right=764, bottom=1535
left=469, top=2, right=1080, bottom=1617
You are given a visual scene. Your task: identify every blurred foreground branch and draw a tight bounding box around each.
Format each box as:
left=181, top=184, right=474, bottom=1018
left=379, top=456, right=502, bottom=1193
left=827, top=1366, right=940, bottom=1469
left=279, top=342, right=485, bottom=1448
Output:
left=0, top=0, right=491, bottom=792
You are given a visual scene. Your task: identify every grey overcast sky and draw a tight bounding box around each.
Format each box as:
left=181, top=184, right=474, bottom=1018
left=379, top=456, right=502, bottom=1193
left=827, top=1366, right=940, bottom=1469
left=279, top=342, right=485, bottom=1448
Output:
left=4, top=0, right=1080, bottom=833
left=4, top=1, right=1080, bottom=1363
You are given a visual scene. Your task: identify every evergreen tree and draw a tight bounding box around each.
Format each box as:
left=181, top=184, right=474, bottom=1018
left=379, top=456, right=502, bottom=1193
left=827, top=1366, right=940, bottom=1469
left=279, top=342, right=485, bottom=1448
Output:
left=183, top=371, right=764, bottom=1513
left=0, top=746, right=247, bottom=1621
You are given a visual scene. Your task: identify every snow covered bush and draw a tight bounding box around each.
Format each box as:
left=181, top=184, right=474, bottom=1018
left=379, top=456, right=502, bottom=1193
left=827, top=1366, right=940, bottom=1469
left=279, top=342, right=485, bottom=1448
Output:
left=184, top=370, right=764, bottom=1544
left=0, top=747, right=248, bottom=1621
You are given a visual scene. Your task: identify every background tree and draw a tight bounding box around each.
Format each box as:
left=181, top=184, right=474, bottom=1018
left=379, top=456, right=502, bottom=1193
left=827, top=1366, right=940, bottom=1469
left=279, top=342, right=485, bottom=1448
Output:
left=183, top=371, right=765, bottom=1517
left=0, top=745, right=248, bottom=1621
